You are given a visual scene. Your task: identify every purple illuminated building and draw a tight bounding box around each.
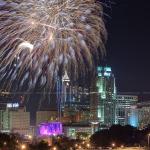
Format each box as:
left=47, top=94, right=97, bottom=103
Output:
left=38, top=122, right=63, bottom=136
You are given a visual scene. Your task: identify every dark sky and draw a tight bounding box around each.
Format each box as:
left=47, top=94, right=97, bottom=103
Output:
left=104, top=0, right=150, bottom=92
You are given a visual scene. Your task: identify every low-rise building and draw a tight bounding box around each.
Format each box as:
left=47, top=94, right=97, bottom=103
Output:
left=116, top=94, right=138, bottom=126
left=1, top=106, right=32, bottom=136
left=137, top=101, right=150, bottom=129
left=64, top=124, right=91, bottom=139
left=36, top=110, right=57, bottom=126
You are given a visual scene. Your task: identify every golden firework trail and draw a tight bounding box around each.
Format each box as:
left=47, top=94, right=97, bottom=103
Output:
left=0, top=0, right=106, bottom=91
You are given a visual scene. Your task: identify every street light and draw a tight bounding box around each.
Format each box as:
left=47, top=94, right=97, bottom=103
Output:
left=112, top=143, right=116, bottom=148
left=148, top=133, right=150, bottom=148
left=53, top=146, right=57, bottom=150
left=87, top=143, right=90, bottom=148
left=78, top=145, right=82, bottom=149
left=21, top=144, right=26, bottom=150
left=28, top=135, right=32, bottom=140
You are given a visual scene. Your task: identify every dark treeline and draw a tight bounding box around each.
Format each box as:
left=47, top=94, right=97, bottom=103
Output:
left=1, top=125, right=150, bottom=149
left=90, top=124, right=150, bottom=147
left=0, top=133, right=20, bottom=150
left=0, top=134, right=79, bottom=150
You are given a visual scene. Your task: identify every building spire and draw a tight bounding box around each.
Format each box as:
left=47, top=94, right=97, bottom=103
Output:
left=62, top=70, right=70, bottom=82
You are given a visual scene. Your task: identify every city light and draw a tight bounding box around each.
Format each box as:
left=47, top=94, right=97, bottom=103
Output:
left=112, top=143, right=116, bottom=147
left=86, top=143, right=91, bottom=148
left=0, top=1, right=148, bottom=150
left=28, top=135, right=32, bottom=140
left=148, top=133, right=150, bottom=148
left=52, top=147, right=57, bottom=150
left=7, top=103, right=19, bottom=108
left=78, top=145, right=82, bottom=149
left=21, top=144, right=26, bottom=150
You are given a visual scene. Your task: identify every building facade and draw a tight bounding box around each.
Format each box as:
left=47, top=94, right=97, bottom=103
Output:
left=1, top=107, right=31, bottom=135
left=125, top=106, right=139, bottom=127
left=64, top=124, right=91, bottom=139
left=36, top=110, right=57, bottom=126
left=116, top=94, right=138, bottom=126
left=138, top=101, right=150, bottom=129
left=60, top=71, right=90, bottom=123
left=90, top=66, right=117, bottom=128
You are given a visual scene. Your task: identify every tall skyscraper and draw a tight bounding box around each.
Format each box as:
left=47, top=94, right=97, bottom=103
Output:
left=62, top=71, right=72, bottom=111
left=60, top=71, right=90, bottom=123
left=90, top=66, right=117, bottom=128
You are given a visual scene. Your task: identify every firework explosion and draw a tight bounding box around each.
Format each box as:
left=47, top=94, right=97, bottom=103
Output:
left=0, top=0, right=106, bottom=91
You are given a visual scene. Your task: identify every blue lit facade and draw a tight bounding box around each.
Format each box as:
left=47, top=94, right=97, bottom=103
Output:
left=126, top=106, right=138, bottom=127
left=129, top=113, right=138, bottom=127
left=116, top=94, right=138, bottom=126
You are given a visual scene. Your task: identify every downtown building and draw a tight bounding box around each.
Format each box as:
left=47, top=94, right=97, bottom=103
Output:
left=90, top=66, right=117, bottom=129
left=0, top=92, right=26, bottom=131
left=0, top=93, right=13, bottom=130
left=1, top=105, right=32, bottom=135
left=38, top=71, right=92, bottom=139
left=137, top=101, right=150, bottom=129
left=36, top=110, right=57, bottom=126
left=116, top=93, right=138, bottom=127
left=59, top=71, right=90, bottom=124
left=137, top=93, right=150, bottom=129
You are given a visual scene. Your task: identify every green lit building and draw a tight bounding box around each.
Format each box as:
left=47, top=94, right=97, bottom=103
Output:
left=90, top=66, right=117, bottom=129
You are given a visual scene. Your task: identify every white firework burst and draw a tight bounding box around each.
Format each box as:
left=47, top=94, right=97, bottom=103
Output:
left=0, top=0, right=106, bottom=91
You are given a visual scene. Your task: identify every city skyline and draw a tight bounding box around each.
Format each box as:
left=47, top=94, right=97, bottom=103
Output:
left=1, top=1, right=150, bottom=149
left=0, top=0, right=150, bottom=94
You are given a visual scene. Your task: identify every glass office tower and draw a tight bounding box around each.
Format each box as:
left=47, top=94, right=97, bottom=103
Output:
left=90, top=66, right=117, bottom=128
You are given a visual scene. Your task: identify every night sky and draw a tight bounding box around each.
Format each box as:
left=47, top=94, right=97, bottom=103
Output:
left=104, top=0, right=150, bottom=92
